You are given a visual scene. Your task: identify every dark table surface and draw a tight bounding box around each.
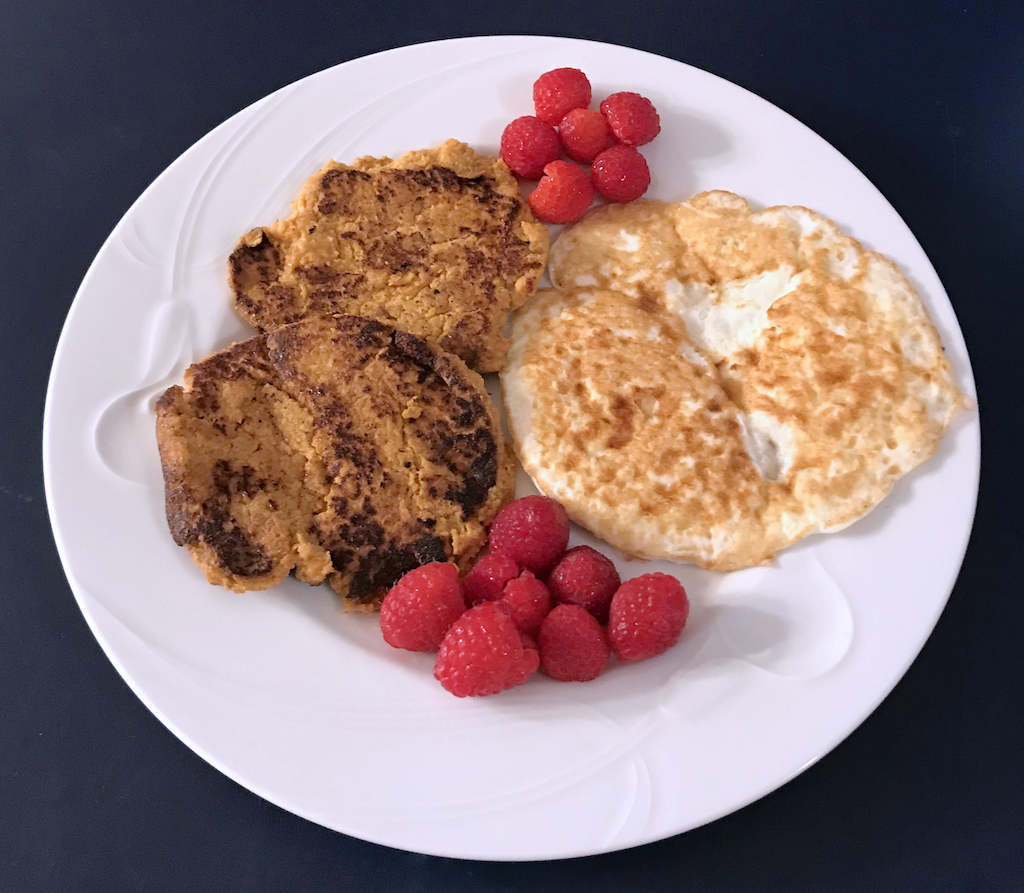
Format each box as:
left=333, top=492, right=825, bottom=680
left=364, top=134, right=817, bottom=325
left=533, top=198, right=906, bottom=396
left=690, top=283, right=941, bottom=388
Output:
left=3, top=1, right=1021, bottom=890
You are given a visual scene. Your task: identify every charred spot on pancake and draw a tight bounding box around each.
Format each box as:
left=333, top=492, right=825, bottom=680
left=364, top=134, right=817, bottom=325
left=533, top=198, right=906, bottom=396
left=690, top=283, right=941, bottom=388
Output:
left=364, top=232, right=429, bottom=272
left=295, top=265, right=340, bottom=285
left=198, top=513, right=274, bottom=578
left=317, top=168, right=372, bottom=215
left=346, top=534, right=450, bottom=605
left=229, top=229, right=281, bottom=289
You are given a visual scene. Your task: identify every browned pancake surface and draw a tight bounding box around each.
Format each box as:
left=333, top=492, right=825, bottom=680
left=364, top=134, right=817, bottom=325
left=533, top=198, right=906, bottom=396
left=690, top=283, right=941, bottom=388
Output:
left=156, top=315, right=514, bottom=608
left=229, top=140, right=548, bottom=372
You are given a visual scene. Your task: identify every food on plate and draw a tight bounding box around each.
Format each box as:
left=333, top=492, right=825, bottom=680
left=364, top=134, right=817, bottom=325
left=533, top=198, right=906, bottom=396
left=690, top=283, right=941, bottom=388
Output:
left=533, top=67, right=592, bottom=125
left=538, top=604, right=610, bottom=682
left=462, top=550, right=520, bottom=606
left=502, top=68, right=661, bottom=222
left=598, top=91, right=661, bottom=146
left=434, top=601, right=540, bottom=697
left=528, top=160, right=596, bottom=225
left=608, top=574, right=689, bottom=662
left=547, top=545, right=621, bottom=623
left=487, top=494, right=570, bottom=575
left=557, top=108, right=613, bottom=163
left=496, top=570, right=551, bottom=636
left=229, top=139, right=548, bottom=373
left=499, top=116, right=561, bottom=179
left=155, top=314, right=514, bottom=609
left=590, top=144, right=651, bottom=203
left=501, top=193, right=969, bottom=570
left=379, top=562, right=466, bottom=652
left=377, top=495, right=691, bottom=696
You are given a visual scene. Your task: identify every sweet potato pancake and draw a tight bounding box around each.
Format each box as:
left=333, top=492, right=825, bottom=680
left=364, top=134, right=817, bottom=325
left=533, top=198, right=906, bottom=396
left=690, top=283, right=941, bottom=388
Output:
left=156, top=315, right=514, bottom=609
left=229, top=139, right=548, bottom=372
left=501, top=193, right=968, bottom=570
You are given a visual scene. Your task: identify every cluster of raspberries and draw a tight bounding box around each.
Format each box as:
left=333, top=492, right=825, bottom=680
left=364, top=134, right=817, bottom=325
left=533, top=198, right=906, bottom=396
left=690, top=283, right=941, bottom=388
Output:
left=379, top=496, right=689, bottom=697
left=500, top=67, right=662, bottom=225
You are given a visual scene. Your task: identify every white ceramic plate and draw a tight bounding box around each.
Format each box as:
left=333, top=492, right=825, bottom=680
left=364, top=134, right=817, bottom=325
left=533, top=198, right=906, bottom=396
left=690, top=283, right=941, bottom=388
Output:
left=44, top=36, right=979, bottom=860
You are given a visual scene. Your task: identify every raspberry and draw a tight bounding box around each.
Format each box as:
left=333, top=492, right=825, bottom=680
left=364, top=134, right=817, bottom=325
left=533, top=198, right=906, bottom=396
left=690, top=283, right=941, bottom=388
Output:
left=489, top=495, right=571, bottom=574
left=558, top=108, right=612, bottom=163
left=463, top=551, right=519, bottom=606
left=538, top=604, right=609, bottom=682
left=547, top=545, right=621, bottom=623
left=499, top=116, right=561, bottom=180
left=500, top=570, right=552, bottom=635
left=607, top=573, right=689, bottom=662
left=514, top=631, right=541, bottom=684
left=379, top=562, right=466, bottom=652
left=533, top=67, right=592, bottom=125
left=434, top=602, right=537, bottom=696
left=590, top=145, right=651, bottom=203
left=528, top=160, right=595, bottom=225
left=599, top=91, right=661, bottom=146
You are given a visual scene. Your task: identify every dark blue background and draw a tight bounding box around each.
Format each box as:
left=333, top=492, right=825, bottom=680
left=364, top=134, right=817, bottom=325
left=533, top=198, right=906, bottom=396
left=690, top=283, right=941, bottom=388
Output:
left=2, top=1, right=1021, bottom=890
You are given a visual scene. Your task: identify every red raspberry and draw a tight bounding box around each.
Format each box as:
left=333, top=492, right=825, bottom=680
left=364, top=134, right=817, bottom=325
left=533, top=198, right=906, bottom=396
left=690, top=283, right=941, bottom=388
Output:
left=533, top=67, right=592, bottom=125
left=607, top=573, right=689, bottom=662
left=500, top=116, right=561, bottom=180
left=500, top=570, right=552, bottom=635
left=434, top=602, right=537, bottom=697
left=379, top=562, right=466, bottom=652
left=558, top=108, right=612, bottom=163
left=538, top=604, right=609, bottom=682
left=591, top=145, right=651, bottom=203
left=599, top=91, right=661, bottom=146
left=547, top=545, right=621, bottom=623
left=463, top=551, right=519, bottom=606
left=528, top=160, right=595, bottom=225
left=514, top=631, right=541, bottom=684
left=489, top=495, right=570, bottom=574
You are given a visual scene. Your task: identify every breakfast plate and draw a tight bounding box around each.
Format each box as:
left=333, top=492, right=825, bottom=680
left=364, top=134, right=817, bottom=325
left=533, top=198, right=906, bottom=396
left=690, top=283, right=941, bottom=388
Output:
left=43, top=36, right=979, bottom=860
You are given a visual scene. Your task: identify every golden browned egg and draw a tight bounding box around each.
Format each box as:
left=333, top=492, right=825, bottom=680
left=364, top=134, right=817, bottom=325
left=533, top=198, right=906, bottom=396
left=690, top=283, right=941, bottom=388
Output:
left=502, top=193, right=968, bottom=571
left=229, top=139, right=548, bottom=373
left=156, top=315, right=514, bottom=609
